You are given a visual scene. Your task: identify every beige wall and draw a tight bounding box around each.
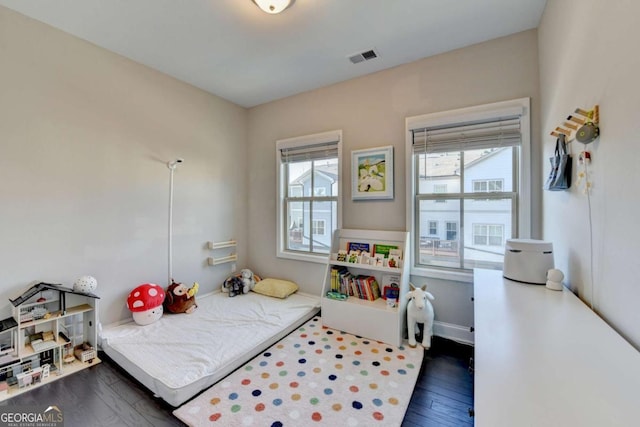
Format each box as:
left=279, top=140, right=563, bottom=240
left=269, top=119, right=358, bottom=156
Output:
left=248, top=30, right=541, bottom=329
left=0, top=7, right=248, bottom=325
left=539, top=0, right=640, bottom=349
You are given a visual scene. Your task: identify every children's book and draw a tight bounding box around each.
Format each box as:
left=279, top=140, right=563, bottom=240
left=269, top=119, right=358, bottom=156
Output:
left=347, top=242, right=370, bottom=253
left=336, top=250, right=348, bottom=262
left=389, top=248, right=403, bottom=260
left=373, top=243, right=399, bottom=258
left=348, top=250, right=360, bottom=263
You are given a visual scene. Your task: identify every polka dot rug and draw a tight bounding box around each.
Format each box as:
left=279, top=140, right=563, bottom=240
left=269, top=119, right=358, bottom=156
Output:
left=173, top=316, right=424, bottom=427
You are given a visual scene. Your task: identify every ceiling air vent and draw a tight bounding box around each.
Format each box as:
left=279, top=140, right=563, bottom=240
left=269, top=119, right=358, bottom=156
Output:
left=348, top=49, right=379, bottom=64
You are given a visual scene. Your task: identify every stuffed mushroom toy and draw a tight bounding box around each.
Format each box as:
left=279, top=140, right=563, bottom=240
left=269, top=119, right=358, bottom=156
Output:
left=127, top=283, right=165, bottom=326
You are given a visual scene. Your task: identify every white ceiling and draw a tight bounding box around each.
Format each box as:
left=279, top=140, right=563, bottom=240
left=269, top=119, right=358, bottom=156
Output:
left=0, top=0, right=547, bottom=108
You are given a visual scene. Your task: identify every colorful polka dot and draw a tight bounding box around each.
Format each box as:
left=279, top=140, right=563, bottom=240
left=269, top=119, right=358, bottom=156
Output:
left=176, top=317, right=424, bottom=426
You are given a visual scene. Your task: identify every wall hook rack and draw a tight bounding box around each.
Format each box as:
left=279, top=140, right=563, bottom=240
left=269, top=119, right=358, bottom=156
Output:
left=206, top=239, right=237, bottom=266
left=550, top=105, right=600, bottom=143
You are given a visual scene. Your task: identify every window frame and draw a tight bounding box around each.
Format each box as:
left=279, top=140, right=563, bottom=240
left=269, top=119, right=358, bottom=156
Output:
left=405, top=98, right=531, bottom=282
left=276, top=130, right=342, bottom=263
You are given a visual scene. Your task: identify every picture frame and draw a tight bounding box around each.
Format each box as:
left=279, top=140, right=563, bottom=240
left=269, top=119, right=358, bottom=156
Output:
left=351, top=145, right=394, bottom=200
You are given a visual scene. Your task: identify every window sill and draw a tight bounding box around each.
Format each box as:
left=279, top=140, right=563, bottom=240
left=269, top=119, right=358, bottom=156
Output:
left=277, top=250, right=329, bottom=265
left=409, top=266, right=473, bottom=284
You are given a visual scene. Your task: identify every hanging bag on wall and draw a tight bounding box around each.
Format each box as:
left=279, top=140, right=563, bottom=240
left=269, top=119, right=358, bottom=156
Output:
left=544, top=134, right=572, bottom=191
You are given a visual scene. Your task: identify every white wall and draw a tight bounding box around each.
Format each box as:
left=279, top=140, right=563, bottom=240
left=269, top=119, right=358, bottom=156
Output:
left=538, top=0, right=640, bottom=349
left=0, top=7, right=248, bottom=325
left=248, top=30, right=541, bottom=331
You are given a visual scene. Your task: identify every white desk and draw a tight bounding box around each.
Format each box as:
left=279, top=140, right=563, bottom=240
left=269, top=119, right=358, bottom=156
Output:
left=474, top=269, right=640, bottom=427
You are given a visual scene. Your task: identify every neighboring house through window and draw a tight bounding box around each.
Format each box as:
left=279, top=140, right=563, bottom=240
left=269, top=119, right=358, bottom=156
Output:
left=406, top=98, right=531, bottom=276
left=277, top=130, right=342, bottom=261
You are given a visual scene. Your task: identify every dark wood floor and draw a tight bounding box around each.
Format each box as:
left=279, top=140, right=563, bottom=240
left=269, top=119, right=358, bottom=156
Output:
left=402, top=336, right=474, bottom=427
left=1, top=337, right=474, bottom=427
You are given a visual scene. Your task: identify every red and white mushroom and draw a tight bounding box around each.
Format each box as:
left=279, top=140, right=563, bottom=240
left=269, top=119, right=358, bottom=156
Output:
left=127, top=283, right=165, bottom=326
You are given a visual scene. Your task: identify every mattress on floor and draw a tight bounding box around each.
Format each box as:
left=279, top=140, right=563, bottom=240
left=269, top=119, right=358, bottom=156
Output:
left=100, top=290, right=320, bottom=407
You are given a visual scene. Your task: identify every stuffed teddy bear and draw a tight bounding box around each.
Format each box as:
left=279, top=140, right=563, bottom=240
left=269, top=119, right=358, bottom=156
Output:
left=240, top=268, right=256, bottom=292
left=164, top=279, right=199, bottom=314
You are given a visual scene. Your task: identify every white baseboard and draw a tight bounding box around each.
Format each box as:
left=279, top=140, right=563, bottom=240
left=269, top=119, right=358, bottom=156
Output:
left=433, top=321, right=475, bottom=345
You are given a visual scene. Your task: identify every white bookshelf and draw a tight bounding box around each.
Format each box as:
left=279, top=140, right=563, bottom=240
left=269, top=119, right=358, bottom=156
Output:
left=321, top=229, right=410, bottom=347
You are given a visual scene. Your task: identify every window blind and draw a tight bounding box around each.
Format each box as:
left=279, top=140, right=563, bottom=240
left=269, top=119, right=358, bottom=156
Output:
left=280, top=141, right=339, bottom=163
left=412, top=116, right=521, bottom=154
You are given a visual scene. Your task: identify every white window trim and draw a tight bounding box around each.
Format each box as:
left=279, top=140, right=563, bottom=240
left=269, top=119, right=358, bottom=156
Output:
left=276, top=130, right=342, bottom=264
left=405, top=98, right=531, bottom=283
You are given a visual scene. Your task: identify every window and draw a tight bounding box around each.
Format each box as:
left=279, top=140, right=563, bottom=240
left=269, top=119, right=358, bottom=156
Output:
left=277, top=130, right=342, bottom=261
left=428, top=221, right=438, bottom=236
left=473, top=179, right=503, bottom=192
left=433, top=184, right=447, bottom=203
left=446, top=221, right=458, bottom=241
left=312, top=219, right=326, bottom=236
left=473, top=224, right=504, bottom=246
left=406, top=98, right=531, bottom=275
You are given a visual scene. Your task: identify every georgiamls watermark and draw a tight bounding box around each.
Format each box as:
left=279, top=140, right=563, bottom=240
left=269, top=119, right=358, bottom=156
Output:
left=0, top=405, right=63, bottom=427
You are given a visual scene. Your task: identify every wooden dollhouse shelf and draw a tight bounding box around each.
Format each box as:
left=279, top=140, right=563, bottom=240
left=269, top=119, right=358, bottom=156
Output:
left=0, top=283, right=99, bottom=402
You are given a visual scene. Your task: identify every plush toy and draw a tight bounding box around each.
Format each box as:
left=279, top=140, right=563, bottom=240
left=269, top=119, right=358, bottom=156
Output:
left=164, top=279, right=199, bottom=314
left=240, top=269, right=256, bottom=292
left=127, top=283, right=165, bottom=326
left=406, top=283, right=435, bottom=349
left=222, top=276, right=245, bottom=297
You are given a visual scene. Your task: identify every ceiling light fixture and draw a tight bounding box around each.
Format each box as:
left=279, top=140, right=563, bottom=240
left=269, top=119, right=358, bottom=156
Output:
left=252, top=0, right=294, bottom=14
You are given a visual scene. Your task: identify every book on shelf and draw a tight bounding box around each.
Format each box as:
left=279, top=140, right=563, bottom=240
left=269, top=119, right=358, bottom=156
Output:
left=373, top=243, right=399, bottom=259
left=330, top=266, right=351, bottom=295
left=347, top=251, right=359, bottom=263
left=388, top=248, right=403, bottom=260
left=350, top=275, right=380, bottom=301
left=336, top=250, right=348, bottom=262
left=373, top=253, right=385, bottom=267
left=329, top=269, right=381, bottom=302
left=381, top=274, right=401, bottom=300
left=387, top=254, right=402, bottom=268
left=347, top=242, right=370, bottom=253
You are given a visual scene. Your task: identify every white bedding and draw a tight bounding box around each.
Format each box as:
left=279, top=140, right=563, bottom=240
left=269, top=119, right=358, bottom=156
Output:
left=100, top=290, right=320, bottom=406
